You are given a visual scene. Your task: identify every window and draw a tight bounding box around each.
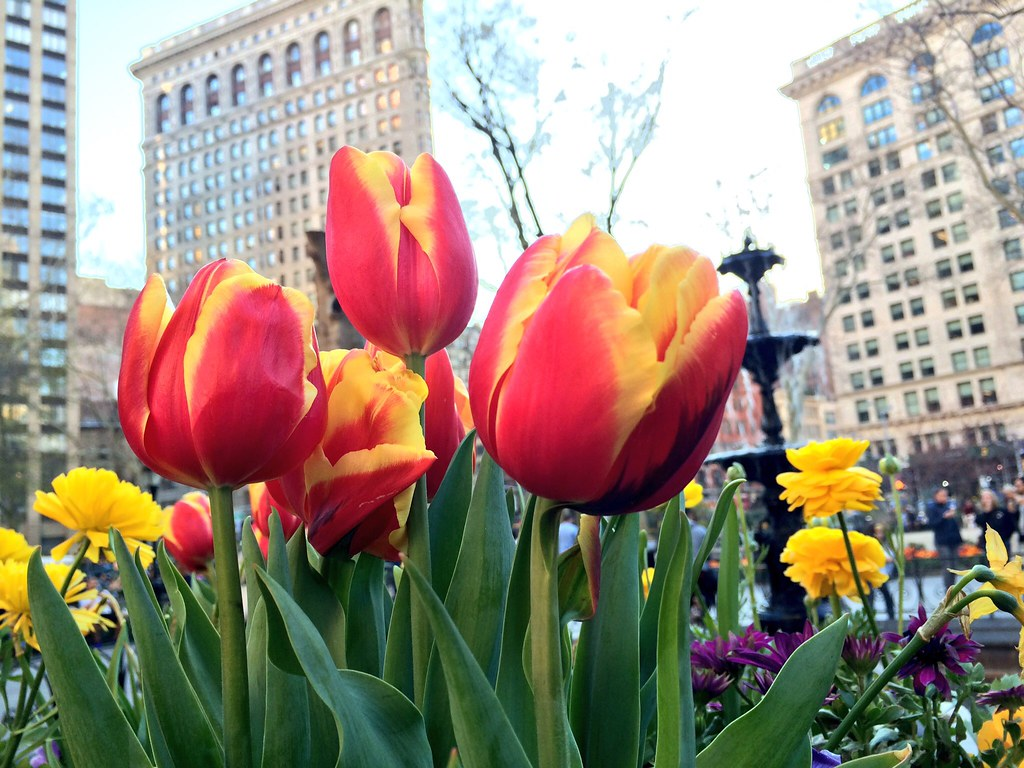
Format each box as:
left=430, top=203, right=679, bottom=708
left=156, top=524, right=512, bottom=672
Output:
left=860, top=309, right=875, bottom=328
left=925, top=198, right=942, bottom=218
left=922, top=169, right=937, bottom=189
left=925, top=387, right=941, bottom=413
left=180, top=84, right=195, bottom=125
left=850, top=372, right=865, bottom=391
left=920, top=357, right=935, bottom=377
left=865, top=339, right=879, bottom=357
left=999, top=208, right=1018, bottom=228
left=868, top=158, right=882, bottom=177
left=946, top=191, right=964, bottom=212
left=952, top=222, right=968, bottom=243
left=900, top=361, right=915, bottom=381
left=904, top=267, right=920, bottom=287
left=989, top=144, right=1007, bottom=166
left=980, top=377, right=997, bottom=404
left=912, top=79, right=938, bottom=104
left=890, top=302, right=906, bottom=321
left=895, top=209, right=910, bottom=228
left=891, top=181, right=906, bottom=199
left=958, top=381, right=975, bottom=407
left=936, top=259, right=952, bottom=279
left=822, top=177, right=836, bottom=195
left=876, top=216, right=891, bottom=235
left=963, top=283, right=980, bottom=303
left=895, top=331, right=910, bottom=351
left=818, top=94, right=841, bottom=112
left=1005, top=238, right=1022, bottom=260
left=1012, top=270, right=1024, bottom=291
left=941, top=288, right=958, bottom=309
left=826, top=204, right=840, bottom=223
left=916, top=108, right=946, bottom=130
left=874, top=396, right=889, bottom=420
left=856, top=400, right=870, bottom=424
left=914, top=327, right=930, bottom=346
left=942, top=162, right=959, bottom=182
left=373, top=8, right=393, bottom=54
left=822, top=146, right=849, bottom=169
left=973, top=346, right=991, bottom=367
left=885, top=273, right=900, bottom=292
left=830, top=232, right=844, bottom=250
left=1017, top=304, right=1024, bottom=325
left=900, top=239, right=915, bottom=258
left=345, top=20, right=361, bottom=65
left=157, top=94, right=171, bottom=132
left=869, top=368, right=884, bottom=386
left=947, top=319, right=963, bottom=339
left=871, top=188, right=886, bottom=207
left=982, top=113, right=1000, bottom=134
left=952, top=351, right=968, bottom=372
left=861, top=74, right=888, bottom=96
left=980, top=78, right=1015, bottom=104
left=856, top=281, right=870, bottom=299
left=1006, top=107, right=1023, bottom=127
left=917, top=140, right=933, bottom=161
left=259, top=54, right=273, bottom=97
left=286, top=43, right=302, bottom=87
left=904, top=391, right=921, bottom=416
left=968, top=314, right=986, bottom=334
left=840, top=170, right=854, bottom=189
left=315, top=31, right=331, bottom=76
left=206, top=75, right=220, bottom=116
left=232, top=65, right=246, bottom=106
left=886, top=151, right=901, bottom=171
left=846, top=343, right=861, bottom=361
left=931, top=228, right=948, bottom=248
left=867, top=125, right=897, bottom=149
left=972, top=21, right=1004, bottom=46
left=843, top=198, right=857, bottom=217
left=881, top=245, right=896, bottom=263
left=842, top=315, right=855, bottom=332
left=909, top=297, right=925, bottom=316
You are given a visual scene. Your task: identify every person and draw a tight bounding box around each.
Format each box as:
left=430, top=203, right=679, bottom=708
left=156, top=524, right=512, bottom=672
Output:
left=926, top=486, right=961, bottom=589
left=976, top=488, right=1017, bottom=553
left=869, top=523, right=896, bottom=621
left=558, top=511, right=580, bottom=553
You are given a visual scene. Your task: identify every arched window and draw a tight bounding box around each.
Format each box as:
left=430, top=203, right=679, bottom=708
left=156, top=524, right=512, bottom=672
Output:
left=908, top=52, right=935, bottom=78
left=232, top=64, right=247, bottom=106
left=817, top=94, right=841, bottom=113
left=315, top=31, right=331, bottom=76
left=344, top=20, right=361, bottom=66
left=373, top=8, right=392, bottom=54
left=258, top=53, right=273, bottom=97
left=180, top=84, right=195, bottom=125
left=860, top=74, right=888, bottom=97
left=206, top=75, right=220, bottom=116
left=286, top=43, right=302, bottom=87
left=972, top=22, right=1003, bottom=46
left=157, top=94, right=171, bottom=133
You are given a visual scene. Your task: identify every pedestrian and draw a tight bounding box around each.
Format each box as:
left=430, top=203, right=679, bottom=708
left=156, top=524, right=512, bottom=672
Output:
left=976, top=488, right=1017, bottom=554
left=869, top=523, right=896, bottom=620
left=557, top=511, right=580, bottom=553
left=926, top=486, right=961, bottom=589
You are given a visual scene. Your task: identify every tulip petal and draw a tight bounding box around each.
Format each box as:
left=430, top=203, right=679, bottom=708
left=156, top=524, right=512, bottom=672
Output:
left=425, top=349, right=466, bottom=499
left=183, top=273, right=324, bottom=486
left=487, top=265, right=660, bottom=503
left=630, top=245, right=702, bottom=361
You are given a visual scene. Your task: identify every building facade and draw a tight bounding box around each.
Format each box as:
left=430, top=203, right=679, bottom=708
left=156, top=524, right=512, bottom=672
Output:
left=130, top=0, right=431, bottom=310
left=1, top=0, right=77, bottom=543
left=783, top=2, right=1024, bottom=494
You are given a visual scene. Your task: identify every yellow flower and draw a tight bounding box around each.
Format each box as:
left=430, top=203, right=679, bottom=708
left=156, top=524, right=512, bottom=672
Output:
left=683, top=481, right=703, bottom=509
left=780, top=526, right=888, bottom=600
left=0, top=560, right=111, bottom=651
left=0, top=528, right=34, bottom=562
left=777, top=438, right=883, bottom=521
left=978, top=708, right=1024, bottom=761
left=34, top=468, right=164, bottom=568
left=642, top=567, right=655, bottom=600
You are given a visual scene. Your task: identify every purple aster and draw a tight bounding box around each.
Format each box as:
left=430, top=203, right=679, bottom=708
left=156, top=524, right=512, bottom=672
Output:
left=691, top=625, right=772, bottom=681
left=883, top=605, right=981, bottom=699
left=842, top=634, right=888, bottom=676
left=811, top=749, right=842, bottom=767
left=691, top=669, right=732, bottom=706
left=977, top=684, right=1024, bottom=712
left=728, top=621, right=817, bottom=694
left=29, top=742, right=61, bottom=768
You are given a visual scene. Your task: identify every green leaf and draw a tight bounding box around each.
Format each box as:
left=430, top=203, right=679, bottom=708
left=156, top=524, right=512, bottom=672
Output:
left=112, top=530, right=223, bottom=767
left=557, top=515, right=601, bottom=624
left=569, top=514, right=640, bottom=768
left=639, top=496, right=680, bottom=684
left=494, top=496, right=538, bottom=765
left=253, top=570, right=432, bottom=768
left=692, top=479, right=744, bottom=579
left=27, top=551, right=154, bottom=768
left=346, top=554, right=388, bottom=676
left=654, top=505, right=695, bottom=768
left=424, top=451, right=515, bottom=765
left=695, top=616, right=850, bottom=768
left=428, top=430, right=477, bottom=601
left=712, top=481, right=744, bottom=721
left=289, top=531, right=347, bottom=671
left=404, top=558, right=532, bottom=768
left=241, top=517, right=266, bottom=628
left=383, top=567, right=415, bottom=699
left=843, top=749, right=912, bottom=767
left=157, top=543, right=223, bottom=738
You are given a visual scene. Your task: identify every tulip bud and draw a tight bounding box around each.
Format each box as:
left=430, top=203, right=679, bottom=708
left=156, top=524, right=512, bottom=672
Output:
left=726, top=462, right=747, bottom=482
left=164, top=492, right=214, bottom=574
left=878, top=454, right=901, bottom=476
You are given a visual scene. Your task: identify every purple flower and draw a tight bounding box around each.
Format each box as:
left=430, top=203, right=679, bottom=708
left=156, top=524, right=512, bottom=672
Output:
left=691, top=669, right=732, bottom=706
left=842, top=635, right=888, bottom=676
left=29, top=742, right=61, bottom=768
left=977, top=684, right=1024, bottom=712
left=812, top=748, right=842, bottom=767
left=883, top=605, right=981, bottom=699
left=729, top=621, right=817, bottom=694
left=691, top=626, right=772, bottom=680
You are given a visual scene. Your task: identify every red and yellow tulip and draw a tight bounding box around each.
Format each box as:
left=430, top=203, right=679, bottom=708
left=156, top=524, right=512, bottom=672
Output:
left=325, top=147, right=477, bottom=357
left=247, top=482, right=302, bottom=558
left=424, top=349, right=473, bottom=499
left=118, top=259, right=327, bottom=490
left=468, top=215, right=747, bottom=514
left=266, top=348, right=435, bottom=559
left=164, top=492, right=215, bottom=574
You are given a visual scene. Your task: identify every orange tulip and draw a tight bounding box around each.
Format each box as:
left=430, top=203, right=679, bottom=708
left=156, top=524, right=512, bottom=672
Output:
left=118, top=259, right=327, bottom=490
left=468, top=215, right=747, bottom=514
left=265, top=348, right=435, bottom=558
left=247, top=482, right=303, bottom=558
left=325, top=147, right=477, bottom=357
left=164, top=492, right=214, bottom=574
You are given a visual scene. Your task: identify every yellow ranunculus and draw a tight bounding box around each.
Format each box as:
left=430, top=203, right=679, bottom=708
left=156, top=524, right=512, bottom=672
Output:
left=0, top=560, right=111, bottom=651
left=780, top=526, right=888, bottom=600
left=777, top=438, right=883, bottom=521
left=978, top=708, right=1024, bottom=762
left=0, top=528, right=34, bottom=562
left=33, top=468, right=165, bottom=568
left=683, top=481, right=703, bottom=509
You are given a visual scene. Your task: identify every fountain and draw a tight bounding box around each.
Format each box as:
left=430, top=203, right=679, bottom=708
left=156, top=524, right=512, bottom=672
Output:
left=707, top=235, right=819, bottom=631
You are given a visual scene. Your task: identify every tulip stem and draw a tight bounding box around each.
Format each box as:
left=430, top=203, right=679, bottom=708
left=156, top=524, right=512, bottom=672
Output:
left=530, top=497, right=573, bottom=768
left=405, top=352, right=432, bottom=708
left=209, top=485, right=251, bottom=768
left=836, top=511, right=879, bottom=637
left=888, top=476, right=907, bottom=633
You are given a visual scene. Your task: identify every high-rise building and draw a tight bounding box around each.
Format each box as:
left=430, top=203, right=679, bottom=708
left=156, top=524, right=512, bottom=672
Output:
left=783, top=2, right=1024, bottom=493
left=1, top=0, right=77, bottom=543
left=130, top=0, right=431, bottom=314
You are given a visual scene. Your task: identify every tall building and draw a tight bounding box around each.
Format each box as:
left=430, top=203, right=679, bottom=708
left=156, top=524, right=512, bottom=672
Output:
left=783, top=2, right=1024, bottom=495
left=1, top=0, right=77, bottom=543
left=130, top=0, right=431, bottom=313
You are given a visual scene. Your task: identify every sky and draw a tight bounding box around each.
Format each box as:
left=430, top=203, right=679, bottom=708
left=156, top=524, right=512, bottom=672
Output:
left=76, top=0, right=888, bottom=308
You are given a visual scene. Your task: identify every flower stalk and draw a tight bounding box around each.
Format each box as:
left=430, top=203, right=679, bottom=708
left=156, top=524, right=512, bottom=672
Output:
left=405, top=351, right=432, bottom=708
left=837, top=511, right=878, bottom=637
